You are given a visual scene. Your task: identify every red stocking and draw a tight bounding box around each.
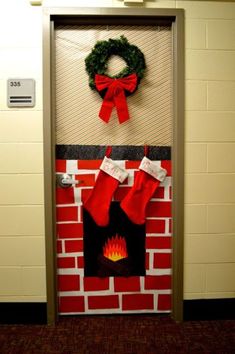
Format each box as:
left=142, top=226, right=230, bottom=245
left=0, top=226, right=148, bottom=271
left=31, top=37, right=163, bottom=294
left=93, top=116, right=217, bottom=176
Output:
left=83, top=156, right=128, bottom=227
left=120, top=157, right=167, bottom=225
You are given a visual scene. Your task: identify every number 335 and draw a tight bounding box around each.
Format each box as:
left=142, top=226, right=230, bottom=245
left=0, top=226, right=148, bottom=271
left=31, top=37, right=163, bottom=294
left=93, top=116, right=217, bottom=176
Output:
left=10, top=81, right=21, bottom=87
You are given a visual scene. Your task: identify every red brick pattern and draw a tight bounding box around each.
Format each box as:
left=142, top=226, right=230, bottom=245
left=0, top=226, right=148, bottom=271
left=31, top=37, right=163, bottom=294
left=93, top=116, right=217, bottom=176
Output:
left=56, top=159, right=172, bottom=314
left=146, top=219, right=165, bottom=234
left=58, top=274, right=80, bottom=292
left=158, top=294, right=171, bottom=311
left=153, top=253, right=172, bottom=269
left=144, top=275, right=172, bottom=290
left=152, top=186, right=165, bottom=199
left=64, top=240, right=83, bottom=253
left=88, top=295, right=119, bottom=310
left=56, top=160, right=67, bottom=173
left=77, top=256, right=84, bottom=269
left=57, top=223, right=83, bottom=239
left=78, top=160, right=102, bottom=170
left=75, top=174, right=96, bottom=187
left=59, top=296, right=85, bottom=313
left=57, top=240, right=62, bottom=254
left=56, top=206, right=78, bottom=222
left=114, top=277, right=141, bottom=292
left=147, top=201, right=172, bottom=218
left=146, top=237, right=172, bottom=249
left=57, top=257, right=75, bottom=269
left=84, top=277, right=110, bottom=292
left=122, top=294, right=154, bottom=311
left=56, top=188, right=75, bottom=205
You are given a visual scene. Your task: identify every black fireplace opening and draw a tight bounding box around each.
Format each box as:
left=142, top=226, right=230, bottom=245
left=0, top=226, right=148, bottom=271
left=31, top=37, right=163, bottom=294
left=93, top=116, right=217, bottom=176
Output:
left=83, top=202, right=146, bottom=277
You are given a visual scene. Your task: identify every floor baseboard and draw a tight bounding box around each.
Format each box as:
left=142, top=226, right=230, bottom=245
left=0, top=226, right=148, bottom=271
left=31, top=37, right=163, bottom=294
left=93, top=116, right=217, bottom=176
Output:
left=0, top=302, right=47, bottom=324
left=184, top=298, right=235, bottom=321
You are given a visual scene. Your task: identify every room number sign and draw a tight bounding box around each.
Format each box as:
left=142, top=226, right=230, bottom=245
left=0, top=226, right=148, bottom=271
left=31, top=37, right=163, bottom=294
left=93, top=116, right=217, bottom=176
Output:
left=7, top=78, right=35, bottom=107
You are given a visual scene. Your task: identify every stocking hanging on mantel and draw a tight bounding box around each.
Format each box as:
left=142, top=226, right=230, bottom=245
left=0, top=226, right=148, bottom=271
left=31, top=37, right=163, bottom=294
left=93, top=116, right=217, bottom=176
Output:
left=83, top=155, right=128, bottom=227
left=121, top=156, right=167, bottom=225
left=85, top=36, right=146, bottom=123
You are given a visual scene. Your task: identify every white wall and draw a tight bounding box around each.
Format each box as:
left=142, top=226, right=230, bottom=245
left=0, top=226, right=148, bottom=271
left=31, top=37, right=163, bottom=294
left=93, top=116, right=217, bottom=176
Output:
left=0, top=0, right=235, bottom=302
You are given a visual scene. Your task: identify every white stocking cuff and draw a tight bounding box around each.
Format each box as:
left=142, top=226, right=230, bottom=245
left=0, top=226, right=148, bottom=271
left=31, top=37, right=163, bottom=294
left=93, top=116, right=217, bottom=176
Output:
left=100, top=156, right=128, bottom=183
left=139, top=156, right=167, bottom=182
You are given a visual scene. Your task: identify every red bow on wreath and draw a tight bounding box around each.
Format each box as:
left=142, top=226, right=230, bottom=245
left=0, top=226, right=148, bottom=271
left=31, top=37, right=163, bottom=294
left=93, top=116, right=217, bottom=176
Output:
left=95, top=73, right=137, bottom=124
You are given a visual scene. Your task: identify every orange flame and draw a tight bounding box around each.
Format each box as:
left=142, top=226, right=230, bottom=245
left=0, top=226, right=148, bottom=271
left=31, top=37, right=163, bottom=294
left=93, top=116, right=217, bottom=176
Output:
left=103, top=234, right=128, bottom=262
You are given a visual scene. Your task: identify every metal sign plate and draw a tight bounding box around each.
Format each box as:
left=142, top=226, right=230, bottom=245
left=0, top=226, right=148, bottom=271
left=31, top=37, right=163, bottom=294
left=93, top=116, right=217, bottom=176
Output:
left=7, top=79, right=35, bottom=107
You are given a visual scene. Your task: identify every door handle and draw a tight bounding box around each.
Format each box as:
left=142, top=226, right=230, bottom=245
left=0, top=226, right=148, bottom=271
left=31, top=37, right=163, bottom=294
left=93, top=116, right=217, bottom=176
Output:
left=57, top=173, right=82, bottom=188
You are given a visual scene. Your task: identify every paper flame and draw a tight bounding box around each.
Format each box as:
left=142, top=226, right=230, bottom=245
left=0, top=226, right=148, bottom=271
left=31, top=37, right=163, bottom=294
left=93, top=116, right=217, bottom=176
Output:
left=103, top=234, right=128, bottom=262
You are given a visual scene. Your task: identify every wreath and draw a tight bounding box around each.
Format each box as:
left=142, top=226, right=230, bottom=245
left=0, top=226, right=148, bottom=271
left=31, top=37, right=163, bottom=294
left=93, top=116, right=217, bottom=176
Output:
left=85, top=36, right=146, bottom=124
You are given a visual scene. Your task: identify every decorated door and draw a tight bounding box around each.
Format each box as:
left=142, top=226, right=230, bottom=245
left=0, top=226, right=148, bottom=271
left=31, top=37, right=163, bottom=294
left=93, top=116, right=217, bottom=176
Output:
left=55, top=23, right=173, bottom=315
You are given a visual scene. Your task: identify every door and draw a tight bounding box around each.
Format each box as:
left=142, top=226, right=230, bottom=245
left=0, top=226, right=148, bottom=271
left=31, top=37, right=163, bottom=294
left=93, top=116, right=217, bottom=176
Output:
left=43, top=8, right=184, bottom=323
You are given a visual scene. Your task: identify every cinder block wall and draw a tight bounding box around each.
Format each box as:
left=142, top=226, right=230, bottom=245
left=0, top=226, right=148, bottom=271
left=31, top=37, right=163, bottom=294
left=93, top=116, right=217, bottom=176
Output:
left=182, top=0, right=235, bottom=300
left=0, top=0, right=45, bottom=302
left=0, top=0, right=234, bottom=303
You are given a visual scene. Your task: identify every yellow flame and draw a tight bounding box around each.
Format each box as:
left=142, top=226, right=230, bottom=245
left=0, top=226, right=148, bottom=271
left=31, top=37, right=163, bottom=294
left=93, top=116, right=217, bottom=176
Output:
left=103, top=234, right=128, bottom=262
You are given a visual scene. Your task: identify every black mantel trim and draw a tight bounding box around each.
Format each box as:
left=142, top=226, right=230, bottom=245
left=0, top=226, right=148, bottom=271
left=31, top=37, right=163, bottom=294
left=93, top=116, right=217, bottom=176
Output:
left=56, top=145, right=171, bottom=160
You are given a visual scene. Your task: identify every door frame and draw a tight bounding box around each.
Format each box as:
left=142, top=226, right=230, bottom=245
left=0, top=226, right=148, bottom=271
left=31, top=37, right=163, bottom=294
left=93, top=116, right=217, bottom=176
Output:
left=43, top=7, right=184, bottom=324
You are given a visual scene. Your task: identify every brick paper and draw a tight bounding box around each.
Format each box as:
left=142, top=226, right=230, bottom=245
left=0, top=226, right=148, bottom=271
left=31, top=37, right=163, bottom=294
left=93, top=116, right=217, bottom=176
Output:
left=56, top=159, right=172, bottom=314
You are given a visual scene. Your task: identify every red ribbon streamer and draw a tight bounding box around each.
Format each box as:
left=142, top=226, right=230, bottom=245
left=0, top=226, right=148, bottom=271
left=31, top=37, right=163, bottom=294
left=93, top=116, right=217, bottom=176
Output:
left=95, top=73, right=138, bottom=124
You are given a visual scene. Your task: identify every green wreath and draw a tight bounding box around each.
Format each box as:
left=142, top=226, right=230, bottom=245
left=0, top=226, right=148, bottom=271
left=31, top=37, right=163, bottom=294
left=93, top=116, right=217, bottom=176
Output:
left=85, top=35, right=146, bottom=92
